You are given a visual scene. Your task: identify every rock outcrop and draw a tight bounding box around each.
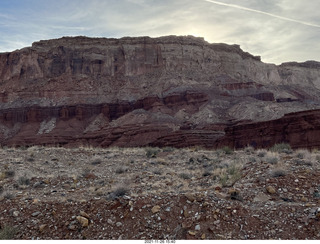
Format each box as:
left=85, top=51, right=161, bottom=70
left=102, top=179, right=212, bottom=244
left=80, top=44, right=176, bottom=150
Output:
left=0, top=35, right=320, bottom=148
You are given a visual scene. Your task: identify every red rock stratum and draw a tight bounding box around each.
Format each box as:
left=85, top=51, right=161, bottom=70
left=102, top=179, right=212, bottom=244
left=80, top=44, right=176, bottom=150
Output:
left=1, top=35, right=320, bottom=148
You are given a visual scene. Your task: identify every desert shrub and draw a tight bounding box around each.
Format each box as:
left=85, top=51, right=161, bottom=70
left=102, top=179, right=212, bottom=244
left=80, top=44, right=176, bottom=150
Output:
left=266, top=157, right=278, bottom=164
left=3, top=192, right=14, bottom=200
left=107, top=187, right=129, bottom=200
left=145, top=147, right=160, bottom=158
left=91, top=157, right=102, bottom=165
left=153, top=169, right=162, bottom=175
left=0, top=225, right=17, bottom=240
left=294, top=159, right=313, bottom=166
left=115, top=167, right=127, bottom=174
left=18, top=176, right=30, bottom=186
left=4, top=170, right=15, bottom=178
left=271, top=169, right=287, bottom=177
left=179, top=173, right=192, bottom=180
left=162, top=147, right=175, bottom=152
left=222, top=146, right=233, bottom=155
left=202, top=170, right=212, bottom=177
left=257, top=149, right=267, bottom=158
left=244, top=146, right=254, bottom=154
left=219, top=164, right=242, bottom=187
left=270, top=143, right=292, bottom=154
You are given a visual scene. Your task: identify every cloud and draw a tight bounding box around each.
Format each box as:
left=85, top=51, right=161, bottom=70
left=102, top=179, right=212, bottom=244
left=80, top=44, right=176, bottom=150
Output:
left=0, top=0, right=319, bottom=64
left=204, top=0, right=320, bottom=28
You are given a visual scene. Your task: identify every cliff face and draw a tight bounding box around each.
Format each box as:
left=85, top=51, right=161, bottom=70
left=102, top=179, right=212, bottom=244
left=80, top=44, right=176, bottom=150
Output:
left=0, top=35, right=320, bottom=148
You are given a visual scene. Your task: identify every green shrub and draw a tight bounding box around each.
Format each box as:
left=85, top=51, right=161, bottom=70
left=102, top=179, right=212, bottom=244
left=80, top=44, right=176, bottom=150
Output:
left=219, top=164, right=242, bottom=187
left=271, top=169, right=287, bottom=177
left=18, top=176, right=30, bottom=186
left=0, top=225, right=17, bottom=240
left=179, top=173, right=192, bottom=180
left=145, top=147, right=160, bottom=158
left=270, top=143, right=292, bottom=153
left=266, top=157, right=278, bottom=164
left=222, top=146, right=233, bottom=155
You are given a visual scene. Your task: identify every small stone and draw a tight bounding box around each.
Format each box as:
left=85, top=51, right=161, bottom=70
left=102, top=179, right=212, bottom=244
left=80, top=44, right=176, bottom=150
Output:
left=185, top=193, right=195, bottom=202
left=31, top=211, right=41, bottom=217
left=266, top=186, right=276, bottom=194
left=39, top=224, right=47, bottom=232
left=182, top=222, right=192, bottom=228
left=201, top=233, right=206, bottom=239
left=13, top=211, right=20, bottom=217
left=107, top=219, right=113, bottom=225
left=215, top=192, right=227, bottom=199
left=151, top=205, right=161, bottom=214
left=32, top=199, right=40, bottom=204
left=253, top=192, right=271, bottom=202
left=301, top=197, right=308, bottom=202
left=116, top=222, right=122, bottom=227
left=195, top=224, right=201, bottom=231
left=165, top=207, right=171, bottom=212
left=76, top=216, right=89, bottom=227
left=188, top=230, right=196, bottom=236
left=80, top=210, right=90, bottom=219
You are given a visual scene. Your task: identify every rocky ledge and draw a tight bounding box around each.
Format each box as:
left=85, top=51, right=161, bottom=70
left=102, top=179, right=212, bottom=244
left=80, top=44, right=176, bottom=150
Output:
left=0, top=35, right=320, bottom=149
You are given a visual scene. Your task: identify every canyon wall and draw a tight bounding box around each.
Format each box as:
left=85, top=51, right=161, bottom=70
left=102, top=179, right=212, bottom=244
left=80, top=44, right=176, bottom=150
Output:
left=0, top=35, right=320, bottom=148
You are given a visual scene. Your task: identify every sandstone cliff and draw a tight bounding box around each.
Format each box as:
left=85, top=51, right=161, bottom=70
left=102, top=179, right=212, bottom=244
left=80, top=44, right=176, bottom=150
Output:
left=0, top=35, right=320, bottom=148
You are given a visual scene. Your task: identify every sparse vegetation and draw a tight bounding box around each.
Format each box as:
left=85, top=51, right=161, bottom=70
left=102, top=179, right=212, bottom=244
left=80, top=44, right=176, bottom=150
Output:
left=221, top=146, right=233, bottom=155
left=145, top=147, right=160, bottom=158
left=115, top=167, right=127, bottom=174
left=266, top=156, right=278, bottom=164
left=0, top=225, right=17, bottom=240
left=257, top=149, right=267, bottom=158
left=271, top=168, right=287, bottom=178
left=4, top=170, right=15, bottom=178
left=17, top=176, right=30, bottom=186
left=179, top=172, right=192, bottom=180
left=219, top=163, right=242, bottom=187
left=270, top=143, right=292, bottom=154
left=91, top=157, right=102, bottom=165
left=107, top=186, right=129, bottom=200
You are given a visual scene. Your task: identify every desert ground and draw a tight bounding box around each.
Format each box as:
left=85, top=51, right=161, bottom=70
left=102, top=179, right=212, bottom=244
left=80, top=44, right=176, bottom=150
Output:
left=0, top=144, right=320, bottom=240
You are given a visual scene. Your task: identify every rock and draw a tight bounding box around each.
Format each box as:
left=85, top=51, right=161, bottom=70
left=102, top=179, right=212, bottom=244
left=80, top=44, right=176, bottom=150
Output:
left=215, top=192, right=228, bottom=199
left=80, top=210, right=90, bottom=219
left=151, top=205, right=161, bottom=214
left=182, top=221, right=192, bottom=229
left=0, top=35, right=320, bottom=150
left=253, top=192, right=271, bottom=202
left=195, top=224, right=201, bottom=231
left=13, top=211, right=20, bottom=217
left=185, top=193, right=195, bottom=202
left=266, top=186, right=276, bottom=194
left=76, top=216, right=89, bottom=227
left=107, top=219, right=113, bottom=225
left=32, top=199, right=40, bottom=204
left=116, top=222, right=122, bottom=227
left=188, top=230, right=196, bottom=236
left=301, top=197, right=308, bottom=202
left=201, top=233, right=206, bottom=239
left=39, top=224, right=47, bottom=232
left=31, top=211, right=41, bottom=217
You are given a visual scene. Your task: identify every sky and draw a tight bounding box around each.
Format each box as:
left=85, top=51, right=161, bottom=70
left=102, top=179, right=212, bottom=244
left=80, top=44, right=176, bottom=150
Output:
left=0, top=0, right=319, bottom=64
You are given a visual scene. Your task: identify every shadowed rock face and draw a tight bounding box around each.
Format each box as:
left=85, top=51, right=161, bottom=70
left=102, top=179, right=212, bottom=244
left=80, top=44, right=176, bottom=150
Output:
left=216, top=109, right=320, bottom=149
left=0, top=35, right=320, bottom=148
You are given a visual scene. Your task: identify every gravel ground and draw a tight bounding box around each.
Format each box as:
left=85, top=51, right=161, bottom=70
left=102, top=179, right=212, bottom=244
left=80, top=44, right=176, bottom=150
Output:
left=0, top=145, right=320, bottom=240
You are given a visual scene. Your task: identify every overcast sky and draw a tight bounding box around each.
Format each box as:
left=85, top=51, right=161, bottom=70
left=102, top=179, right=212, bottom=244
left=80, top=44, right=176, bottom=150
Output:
left=0, top=0, right=319, bottom=64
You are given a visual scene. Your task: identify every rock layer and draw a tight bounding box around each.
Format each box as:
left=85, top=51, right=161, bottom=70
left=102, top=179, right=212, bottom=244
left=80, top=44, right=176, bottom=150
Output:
left=0, top=35, right=320, bottom=148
